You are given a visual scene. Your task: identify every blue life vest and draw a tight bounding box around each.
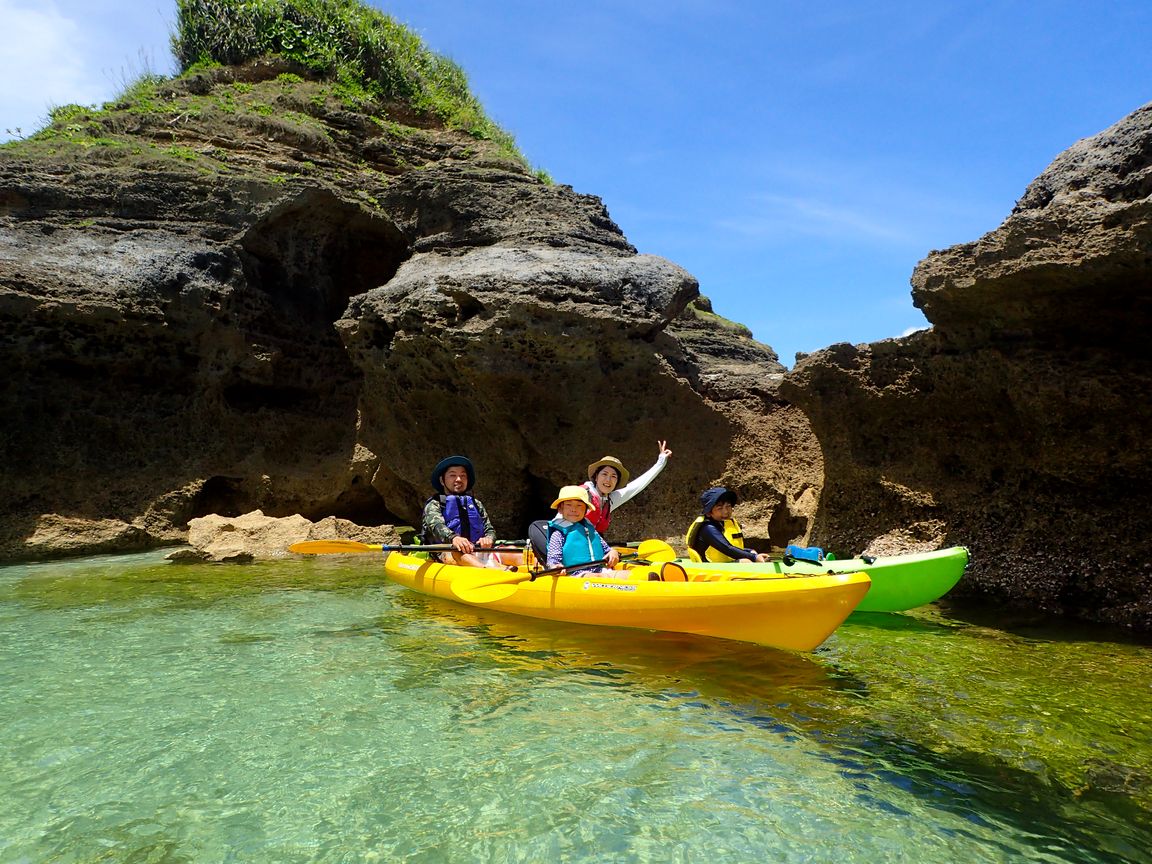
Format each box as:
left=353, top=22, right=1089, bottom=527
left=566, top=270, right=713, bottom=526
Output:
left=548, top=519, right=605, bottom=568
left=429, top=494, right=485, bottom=543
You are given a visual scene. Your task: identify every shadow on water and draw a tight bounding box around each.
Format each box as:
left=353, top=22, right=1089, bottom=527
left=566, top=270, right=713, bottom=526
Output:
left=937, top=598, right=1152, bottom=647
left=380, top=592, right=1152, bottom=864
left=385, top=588, right=866, bottom=695
left=843, top=609, right=965, bottom=634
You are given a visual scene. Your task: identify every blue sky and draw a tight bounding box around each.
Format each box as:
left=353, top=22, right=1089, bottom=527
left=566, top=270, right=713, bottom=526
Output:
left=3, top=1, right=1151, bottom=366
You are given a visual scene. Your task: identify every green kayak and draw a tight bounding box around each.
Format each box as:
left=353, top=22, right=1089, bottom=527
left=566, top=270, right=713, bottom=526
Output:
left=667, top=546, right=969, bottom=613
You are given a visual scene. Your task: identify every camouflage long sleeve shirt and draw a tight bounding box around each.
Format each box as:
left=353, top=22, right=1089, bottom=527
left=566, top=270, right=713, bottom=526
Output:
left=421, top=494, right=496, bottom=545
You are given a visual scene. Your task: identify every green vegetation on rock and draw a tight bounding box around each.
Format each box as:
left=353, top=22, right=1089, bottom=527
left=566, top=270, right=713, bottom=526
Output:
left=171, top=0, right=519, bottom=153
left=4, top=0, right=539, bottom=179
left=687, top=295, right=753, bottom=337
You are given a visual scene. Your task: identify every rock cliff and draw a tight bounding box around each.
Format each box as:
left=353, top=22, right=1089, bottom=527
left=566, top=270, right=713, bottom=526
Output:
left=782, top=102, right=1152, bottom=629
left=0, top=56, right=814, bottom=560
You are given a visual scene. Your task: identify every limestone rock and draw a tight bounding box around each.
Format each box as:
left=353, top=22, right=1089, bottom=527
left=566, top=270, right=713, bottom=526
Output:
left=782, top=102, right=1152, bottom=629
left=172, top=510, right=404, bottom=562
left=664, top=297, right=819, bottom=545
left=914, top=102, right=1152, bottom=346
left=0, top=62, right=813, bottom=564
left=22, top=514, right=155, bottom=558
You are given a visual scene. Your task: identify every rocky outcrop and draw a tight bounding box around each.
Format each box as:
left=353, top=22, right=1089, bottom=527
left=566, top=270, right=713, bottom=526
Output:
left=782, top=102, right=1152, bottom=629
left=0, top=60, right=816, bottom=561
left=664, top=299, right=820, bottom=544
left=337, top=248, right=811, bottom=543
left=166, top=510, right=403, bottom=563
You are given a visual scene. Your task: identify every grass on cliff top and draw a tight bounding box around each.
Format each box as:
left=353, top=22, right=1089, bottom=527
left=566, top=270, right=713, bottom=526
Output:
left=171, top=0, right=519, bottom=153
left=684, top=296, right=754, bottom=338
left=4, top=0, right=549, bottom=181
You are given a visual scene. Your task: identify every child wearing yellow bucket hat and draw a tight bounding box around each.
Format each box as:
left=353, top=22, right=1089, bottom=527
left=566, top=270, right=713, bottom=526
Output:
left=577, top=440, right=672, bottom=537
left=546, top=485, right=621, bottom=575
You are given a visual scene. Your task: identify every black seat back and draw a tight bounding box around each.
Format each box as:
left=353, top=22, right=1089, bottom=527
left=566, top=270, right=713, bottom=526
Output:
left=528, top=520, right=551, bottom=563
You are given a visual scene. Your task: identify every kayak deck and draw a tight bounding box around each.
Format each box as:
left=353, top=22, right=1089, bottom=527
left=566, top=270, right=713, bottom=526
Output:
left=382, top=552, right=871, bottom=652
left=657, top=546, right=969, bottom=612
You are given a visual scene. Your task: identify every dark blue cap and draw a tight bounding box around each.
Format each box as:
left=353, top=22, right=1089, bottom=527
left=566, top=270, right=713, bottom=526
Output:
left=700, top=486, right=737, bottom=514
left=431, top=456, right=475, bottom=492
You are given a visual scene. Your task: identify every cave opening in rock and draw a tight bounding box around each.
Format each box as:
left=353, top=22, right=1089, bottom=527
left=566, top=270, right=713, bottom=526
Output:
left=239, top=188, right=410, bottom=323
left=188, top=474, right=404, bottom=527
left=516, top=471, right=563, bottom=538
left=189, top=476, right=253, bottom=520
left=767, top=507, right=809, bottom=550
left=305, top=477, right=399, bottom=527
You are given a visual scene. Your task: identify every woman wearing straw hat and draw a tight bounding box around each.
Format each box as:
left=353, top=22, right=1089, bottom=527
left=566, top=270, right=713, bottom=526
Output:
left=578, top=440, right=672, bottom=537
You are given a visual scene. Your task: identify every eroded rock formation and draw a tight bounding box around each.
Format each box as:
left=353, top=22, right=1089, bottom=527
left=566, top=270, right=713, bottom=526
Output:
left=0, top=60, right=814, bottom=561
left=782, top=102, right=1152, bottom=629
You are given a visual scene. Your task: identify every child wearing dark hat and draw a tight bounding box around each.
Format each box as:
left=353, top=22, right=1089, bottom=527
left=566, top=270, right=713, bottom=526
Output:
left=422, top=455, right=501, bottom=567
left=684, top=486, right=771, bottom=563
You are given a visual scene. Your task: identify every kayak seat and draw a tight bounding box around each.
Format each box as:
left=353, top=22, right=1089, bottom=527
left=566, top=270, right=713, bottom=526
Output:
left=528, top=520, right=550, bottom=564
left=643, top=562, right=688, bottom=581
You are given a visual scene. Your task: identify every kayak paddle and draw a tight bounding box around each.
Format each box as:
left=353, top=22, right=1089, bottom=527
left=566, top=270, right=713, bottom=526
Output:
left=289, top=539, right=525, bottom=555
left=452, top=556, right=623, bottom=604
left=633, top=539, right=678, bottom=561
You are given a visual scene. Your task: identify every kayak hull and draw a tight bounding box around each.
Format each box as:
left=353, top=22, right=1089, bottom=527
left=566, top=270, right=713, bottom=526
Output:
left=659, top=546, right=968, bottom=612
left=382, top=552, right=871, bottom=652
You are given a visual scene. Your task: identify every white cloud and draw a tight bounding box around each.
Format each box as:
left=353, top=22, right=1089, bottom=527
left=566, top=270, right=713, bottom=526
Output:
left=0, top=0, right=104, bottom=139
left=719, top=192, right=910, bottom=244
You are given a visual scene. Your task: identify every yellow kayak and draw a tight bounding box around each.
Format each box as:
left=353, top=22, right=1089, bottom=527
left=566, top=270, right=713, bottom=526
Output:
left=381, top=552, right=871, bottom=652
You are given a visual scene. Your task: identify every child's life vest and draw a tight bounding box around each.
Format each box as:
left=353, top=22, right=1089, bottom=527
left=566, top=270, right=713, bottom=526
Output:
left=684, top=516, right=745, bottom=563
left=548, top=518, right=606, bottom=568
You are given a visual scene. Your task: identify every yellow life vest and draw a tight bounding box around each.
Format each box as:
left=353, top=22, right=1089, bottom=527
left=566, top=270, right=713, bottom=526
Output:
left=684, top=516, right=745, bottom=562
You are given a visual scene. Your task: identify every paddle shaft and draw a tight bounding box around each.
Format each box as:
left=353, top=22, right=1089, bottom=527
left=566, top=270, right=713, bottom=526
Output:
left=289, top=539, right=524, bottom=555
left=451, top=556, right=621, bottom=603
left=527, top=556, right=616, bottom=581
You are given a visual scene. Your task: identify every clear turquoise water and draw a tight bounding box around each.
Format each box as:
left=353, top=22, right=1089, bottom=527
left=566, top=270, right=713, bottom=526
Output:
left=1, top=552, right=1150, bottom=863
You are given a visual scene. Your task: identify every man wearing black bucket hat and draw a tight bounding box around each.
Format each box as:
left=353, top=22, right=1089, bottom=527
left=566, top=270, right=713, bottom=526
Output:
left=684, top=486, right=770, bottom=563
left=421, top=455, right=500, bottom=567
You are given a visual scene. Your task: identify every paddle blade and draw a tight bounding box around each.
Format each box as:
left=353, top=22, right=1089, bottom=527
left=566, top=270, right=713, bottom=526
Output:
left=454, top=583, right=520, bottom=603
left=289, top=540, right=382, bottom=554
left=451, top=569, right=533, bottom=601
left=636, top=539, right=677, bottom=562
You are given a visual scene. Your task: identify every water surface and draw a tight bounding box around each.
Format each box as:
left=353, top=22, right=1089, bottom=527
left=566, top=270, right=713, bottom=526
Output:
left=1, top=553, right=1149, bottom=863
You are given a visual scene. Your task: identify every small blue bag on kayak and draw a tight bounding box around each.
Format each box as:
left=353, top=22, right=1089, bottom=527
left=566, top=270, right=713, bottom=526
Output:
left=785, top=544, right=825, bottom=564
